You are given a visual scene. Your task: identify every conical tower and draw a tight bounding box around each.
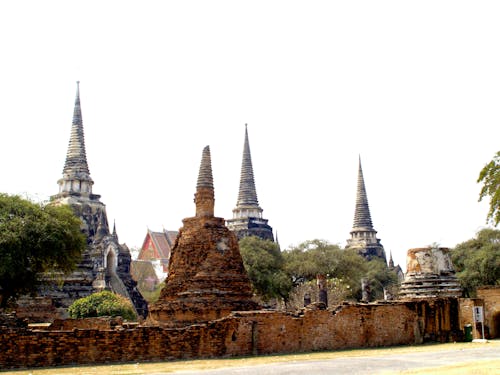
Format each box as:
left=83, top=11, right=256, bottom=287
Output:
left=226, top=125, right=274, bottom=241
left=41, top=82, right=148, bottom=318
left=56, top=81, right=97, bottom=199
left=195, top=145, right=215, bottom=217
left=51, top=82, right=105, bottom=239
left=150, top=145, right=258, bottom=326
left=346, top=157, right=387, bottom=262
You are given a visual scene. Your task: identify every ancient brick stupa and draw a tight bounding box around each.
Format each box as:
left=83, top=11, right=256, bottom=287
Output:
left=149, top=146, right=259, bottom=326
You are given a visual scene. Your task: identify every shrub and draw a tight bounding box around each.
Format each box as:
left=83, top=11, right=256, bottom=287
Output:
left=68, top=291, right=137, bottom=321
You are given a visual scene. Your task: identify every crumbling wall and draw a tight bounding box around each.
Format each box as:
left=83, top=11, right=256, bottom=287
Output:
left=477, top=286, right=500, bottom=338
left=0, top=298, right=461, bottom=370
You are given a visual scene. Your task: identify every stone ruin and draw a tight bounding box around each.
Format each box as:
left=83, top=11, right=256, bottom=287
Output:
left=399, top=247, right=462, bottom=299
left=16, top=82, right=148, bottom=320
left=148, top=146, right=259, bottom=326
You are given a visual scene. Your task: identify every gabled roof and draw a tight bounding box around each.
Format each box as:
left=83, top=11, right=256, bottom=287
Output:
left=138, top=229, right=178, bottom=261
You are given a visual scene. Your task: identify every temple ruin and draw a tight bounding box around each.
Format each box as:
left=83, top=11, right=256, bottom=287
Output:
left=20, top=82, right=148, bottom=319
left=399, top=247, right=462, bottom=299
left=149, top=146, right=259, bottom=326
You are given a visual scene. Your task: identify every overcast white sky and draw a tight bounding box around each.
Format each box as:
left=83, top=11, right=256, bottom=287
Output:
left=1, top=1, right=499, bottom=271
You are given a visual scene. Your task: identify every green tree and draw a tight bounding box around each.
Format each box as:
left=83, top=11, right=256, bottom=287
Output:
left=0, top=194, right=86, bottom=307
left=283, top=240, right=366, bottom=295
left=478, top=151, right=500, bottom=226
left=239, top=236, right=292, bottom=302
left=68, top=291, right=137, bottom=320
left=283, top=240, right=397, bottom=302
left=364, top=257, right=398, bottom=300
left=451, top=228, right=500, bottom=296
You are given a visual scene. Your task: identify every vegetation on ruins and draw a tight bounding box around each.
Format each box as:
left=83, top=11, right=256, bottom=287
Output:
left=451, top=228, right=500, bottom=297
left=68, top=291, right=137, bottom=320
left=478, top=150, right=500, bottom=227
left=239, top=236, right=292, bottom=302
left=287, top=277, right=351, bottom=310
left=0, top=194, right=86, bottom=308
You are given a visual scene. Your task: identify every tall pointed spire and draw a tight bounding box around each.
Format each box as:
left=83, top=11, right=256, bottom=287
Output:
left=388, top=251, right=394, bottom=268
left=352, top=156, right=373, bottom=230
left=57, top=82, right=94, bottom=197
left=195, top=146, right=215, bottom=217
left=236, top=124, right=259, bottom=207
left=196, top=145, right=214, bottom=190
left=346, top=156, right=386, bottom=262
left=226, top=125, right=274, bottom=241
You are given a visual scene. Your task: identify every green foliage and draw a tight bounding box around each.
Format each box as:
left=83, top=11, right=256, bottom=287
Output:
left=139, top=281, right=165, bottom=304
left=363, top=257, right=398, bottom=300
left=478, top=151, right=500, bottom=227
left=451, top=228, right=500, bottom=296
left=239, top=236, right=292, bottom=302
left=68, top=291, right=137, bottom=320
left=0, top=194, right=86, bottom=307
left=283, top=240, right=398, bottom=301
left=283, top=240, right=366, bottom=296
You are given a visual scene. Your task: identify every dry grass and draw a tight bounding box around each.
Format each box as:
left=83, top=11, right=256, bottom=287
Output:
left=2, top=341, right=499, bottom=375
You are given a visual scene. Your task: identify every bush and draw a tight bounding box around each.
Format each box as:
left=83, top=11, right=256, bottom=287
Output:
left=68, top=291, right=137, bottom=321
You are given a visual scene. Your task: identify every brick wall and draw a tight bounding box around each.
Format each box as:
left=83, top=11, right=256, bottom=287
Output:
left=477, top=286, right=500, bottom=338
left=0, top=298, right=461, bottom=370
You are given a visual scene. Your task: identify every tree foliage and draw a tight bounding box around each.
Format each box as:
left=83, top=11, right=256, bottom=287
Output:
left=0, top=194, right=86, bottom=307
left=68, top=291, right=137, bottom=320
left=478, top=151, right=500, bottom=227
left=239, top=236, right=292, bottom=302
left=283, top=240, right=397, bottom=301
left=451, top=228, right=500, bottom=296
left=283, top=240, right=366, bottom=295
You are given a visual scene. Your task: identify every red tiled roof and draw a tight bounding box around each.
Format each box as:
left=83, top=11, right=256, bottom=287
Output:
left=138, top=229, right=178, bottom=261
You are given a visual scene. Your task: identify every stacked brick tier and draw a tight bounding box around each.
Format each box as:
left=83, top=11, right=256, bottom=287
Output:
left=149, top=215, right=258, bottom=326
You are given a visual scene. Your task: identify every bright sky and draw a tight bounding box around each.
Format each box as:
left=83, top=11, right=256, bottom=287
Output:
left=1, top=2, right=498, bottom=271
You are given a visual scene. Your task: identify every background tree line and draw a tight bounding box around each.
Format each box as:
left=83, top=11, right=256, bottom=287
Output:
left=239, top=237, right=398, bottom=309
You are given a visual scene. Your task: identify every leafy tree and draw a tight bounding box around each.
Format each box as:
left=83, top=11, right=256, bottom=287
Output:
left=283, top=240, right=397, bottom=302
left=283, top=240, right=366, bottom=295
left=363, top=257, right=398, bottom=301
left=239, top=236, right=292, bottom=302
left=0, top=194, right=86, bottom=307
left=478, top=151, right=500, bottom=226
left=68, top=291, right=137, bottom=320
left=451, top=228, right=500, bottom=296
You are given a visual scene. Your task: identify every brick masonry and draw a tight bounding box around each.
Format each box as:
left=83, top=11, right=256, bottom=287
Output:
left=0, top=298, right=461, bottom=369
